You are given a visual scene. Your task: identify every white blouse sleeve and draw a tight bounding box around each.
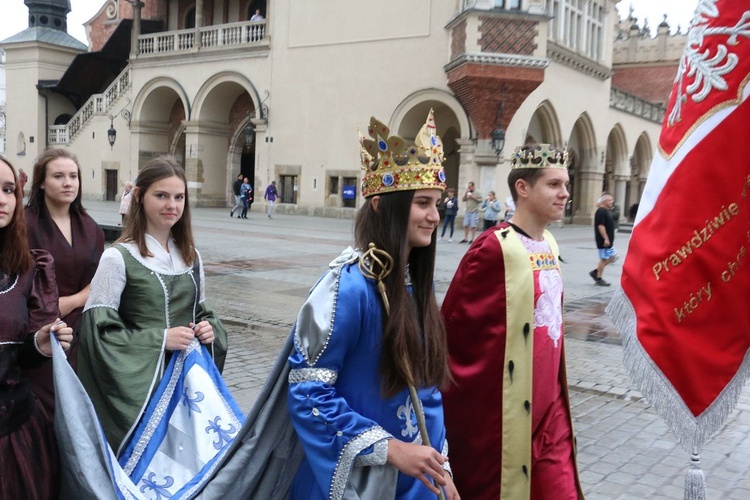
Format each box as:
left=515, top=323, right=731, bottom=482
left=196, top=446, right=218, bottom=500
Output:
left=84, top=247, right=126, bottom=312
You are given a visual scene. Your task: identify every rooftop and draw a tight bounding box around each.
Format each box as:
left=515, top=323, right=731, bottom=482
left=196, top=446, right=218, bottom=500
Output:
left=0, top=27, right=87, bottom=51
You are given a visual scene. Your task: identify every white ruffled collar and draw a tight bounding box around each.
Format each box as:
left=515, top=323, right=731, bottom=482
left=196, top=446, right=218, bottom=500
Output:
left=120, top=234, right=191, bottom=275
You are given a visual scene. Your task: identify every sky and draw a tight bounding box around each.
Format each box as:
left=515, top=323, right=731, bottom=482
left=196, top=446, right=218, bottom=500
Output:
left=0, top=0, right=700, bottom=46
left=615, top=0, right=698, bottom=34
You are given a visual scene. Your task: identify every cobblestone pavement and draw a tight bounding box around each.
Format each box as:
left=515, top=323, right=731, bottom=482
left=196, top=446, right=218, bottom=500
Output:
left=85, top=201, right=750, bottom=499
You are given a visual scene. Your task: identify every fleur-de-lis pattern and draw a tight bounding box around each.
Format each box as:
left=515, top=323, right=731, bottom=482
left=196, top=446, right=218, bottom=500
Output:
left=181, top=387, right=205, bottom=418
left=205, top=416, right=238, bottom=450
left=118, top=341, right=245, bottom=499
left=396, top=394, right=419, bottom=439
left=139, top=472, right=175, bottom=500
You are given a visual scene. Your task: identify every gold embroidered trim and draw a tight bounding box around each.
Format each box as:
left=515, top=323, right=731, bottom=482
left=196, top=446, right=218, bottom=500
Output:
left=528, top=252, right=559, bottom=272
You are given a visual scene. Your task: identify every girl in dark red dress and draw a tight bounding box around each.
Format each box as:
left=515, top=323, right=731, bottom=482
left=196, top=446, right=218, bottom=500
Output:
left=24, top=148, right=104, bottom=419
left=0, top=155, right=74, bottom=498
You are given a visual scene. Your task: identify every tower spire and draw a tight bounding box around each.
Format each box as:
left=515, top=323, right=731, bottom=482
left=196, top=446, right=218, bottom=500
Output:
left=24, top=0, right=72, bottom=32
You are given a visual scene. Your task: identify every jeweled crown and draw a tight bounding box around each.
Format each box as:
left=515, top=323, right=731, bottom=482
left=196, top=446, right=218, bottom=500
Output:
left=510, top=144, right=568, bottom=169
left=360, top=109, right=447, bottom=198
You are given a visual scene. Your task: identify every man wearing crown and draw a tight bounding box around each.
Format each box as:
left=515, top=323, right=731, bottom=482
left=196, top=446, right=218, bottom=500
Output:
left=441, top=144, right=584, bottom=499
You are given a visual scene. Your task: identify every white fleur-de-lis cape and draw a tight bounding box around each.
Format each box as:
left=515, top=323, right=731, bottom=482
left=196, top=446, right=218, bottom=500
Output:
left=53, top=338, right=244, bottom=499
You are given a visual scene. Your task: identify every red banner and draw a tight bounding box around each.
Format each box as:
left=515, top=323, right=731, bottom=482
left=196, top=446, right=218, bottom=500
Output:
left=609, top=0, right=750, bottom=454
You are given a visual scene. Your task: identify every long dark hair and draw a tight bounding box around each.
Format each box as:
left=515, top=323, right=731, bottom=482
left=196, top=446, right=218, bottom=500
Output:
left=355, top=190, right=448, bottom=397
left=118, top=157, right=196, bottom=265
left=0, top=156, right=33, bottom=274
left=26, top=147, right=85, bottom=215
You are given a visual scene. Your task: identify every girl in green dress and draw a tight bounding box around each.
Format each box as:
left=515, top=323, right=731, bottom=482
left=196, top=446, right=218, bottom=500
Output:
left=78, top=157, right=228, bottom=456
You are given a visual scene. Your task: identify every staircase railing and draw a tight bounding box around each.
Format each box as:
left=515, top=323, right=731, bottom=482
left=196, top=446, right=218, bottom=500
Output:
left=49, top=65, right=132, bottom=145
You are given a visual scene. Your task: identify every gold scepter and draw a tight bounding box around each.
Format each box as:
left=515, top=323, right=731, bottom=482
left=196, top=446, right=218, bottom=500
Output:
left=359, top=243, right=446, bottom=500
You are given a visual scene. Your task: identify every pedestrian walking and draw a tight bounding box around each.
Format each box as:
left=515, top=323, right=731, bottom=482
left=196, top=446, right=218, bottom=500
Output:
left=23, top=147, right=105, bottom=420
left=0, top=154, right=74, bottom=498
left=589, top=193, right=617, bottom=286
left=441, top=143, right=584, bottom=499
left=78, top=157, right=228, bottom=456
left=438, top=187, right=458, bottom=242
left=240, top=177, right=252, bottom=219
left=264, top=180, right=278, bottom=218
left=230, top=173, right=243, bottom=218
left=287, top=111, right=459, bottom=499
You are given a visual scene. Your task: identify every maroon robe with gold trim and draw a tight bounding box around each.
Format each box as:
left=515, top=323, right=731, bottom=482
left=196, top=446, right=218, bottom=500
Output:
left=441, top=223, right=583, bottom=499
left=24, top=205, right=104, bottom=419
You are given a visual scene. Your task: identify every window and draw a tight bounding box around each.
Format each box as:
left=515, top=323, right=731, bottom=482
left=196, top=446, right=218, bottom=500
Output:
left=16, top=132, right=26, bottom=156
left=280, top=175, right=298, bottom=204
left=495, top=0, right=520, bottom=8
left=553, top=0, right=604, bottom=61
left=329, top=176, right=339, bottom=195
left=342, top=177, right=357, bottom=208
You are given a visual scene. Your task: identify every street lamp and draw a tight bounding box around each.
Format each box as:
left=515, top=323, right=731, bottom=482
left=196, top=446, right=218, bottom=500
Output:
left=491, top=128, right=505, bottom=155
left=107, top=117, right=117, bottom=149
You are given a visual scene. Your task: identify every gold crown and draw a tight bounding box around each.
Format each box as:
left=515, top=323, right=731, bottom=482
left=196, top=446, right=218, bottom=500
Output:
left=510, top=144, right=568, bottom=169
left=360, top=109, right=447, bottom=198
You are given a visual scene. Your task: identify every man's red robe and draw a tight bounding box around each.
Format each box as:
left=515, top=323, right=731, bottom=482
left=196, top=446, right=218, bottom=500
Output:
left=441, top=224, right=583, bottom=499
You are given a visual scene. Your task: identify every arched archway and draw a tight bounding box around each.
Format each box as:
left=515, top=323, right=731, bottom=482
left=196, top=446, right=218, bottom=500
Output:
left=391, top=89, right=471, bottom=197
left=633, top=132, right=653, bottom=179
left=192, top=74, right=259, bottom=206
left=132, top=78, right=190, bottom=175
left=395, top=103, right=465, bottom=195
left=567, top=113, right=598, bottom=224
left=133, top=78, right=190, bottom=124
left=54, top=113, right=73, bottom=125
left=526, top=100, right=563, bottom=147
left=185, top=7, right=196, bottom=29
left=226, top=93, right=258, bottom=208
left=628, top=132, right=653, bottom=220
left=605, top=124, right=628, bottom=219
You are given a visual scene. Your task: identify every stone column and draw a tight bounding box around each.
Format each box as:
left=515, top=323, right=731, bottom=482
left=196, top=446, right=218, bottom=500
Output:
left=130, top=1, right=144, bottom=58
left=129, top=120, right=170, bottom=174
left=614, top=174, right=628, bottom=221
left=456, top=138, right=477, bottom=199
left=628, top=174, right=640, bottom=212
left=195, top=0, right=204, bottom=49
left=183, top=120, right=229, bottom=207
left=572, top=168, right=604, bottom=225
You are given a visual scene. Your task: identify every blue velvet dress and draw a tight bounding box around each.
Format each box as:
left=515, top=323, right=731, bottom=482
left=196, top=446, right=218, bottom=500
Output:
left=287, top=248, right=449, bottom=500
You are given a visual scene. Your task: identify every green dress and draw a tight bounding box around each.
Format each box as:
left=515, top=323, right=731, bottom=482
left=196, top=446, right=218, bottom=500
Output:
left=78, top=236, right=228, bottom=455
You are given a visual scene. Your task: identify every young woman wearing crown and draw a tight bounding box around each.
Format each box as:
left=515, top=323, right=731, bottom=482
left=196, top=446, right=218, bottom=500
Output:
left=286, top=110, right=460, bottom=499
